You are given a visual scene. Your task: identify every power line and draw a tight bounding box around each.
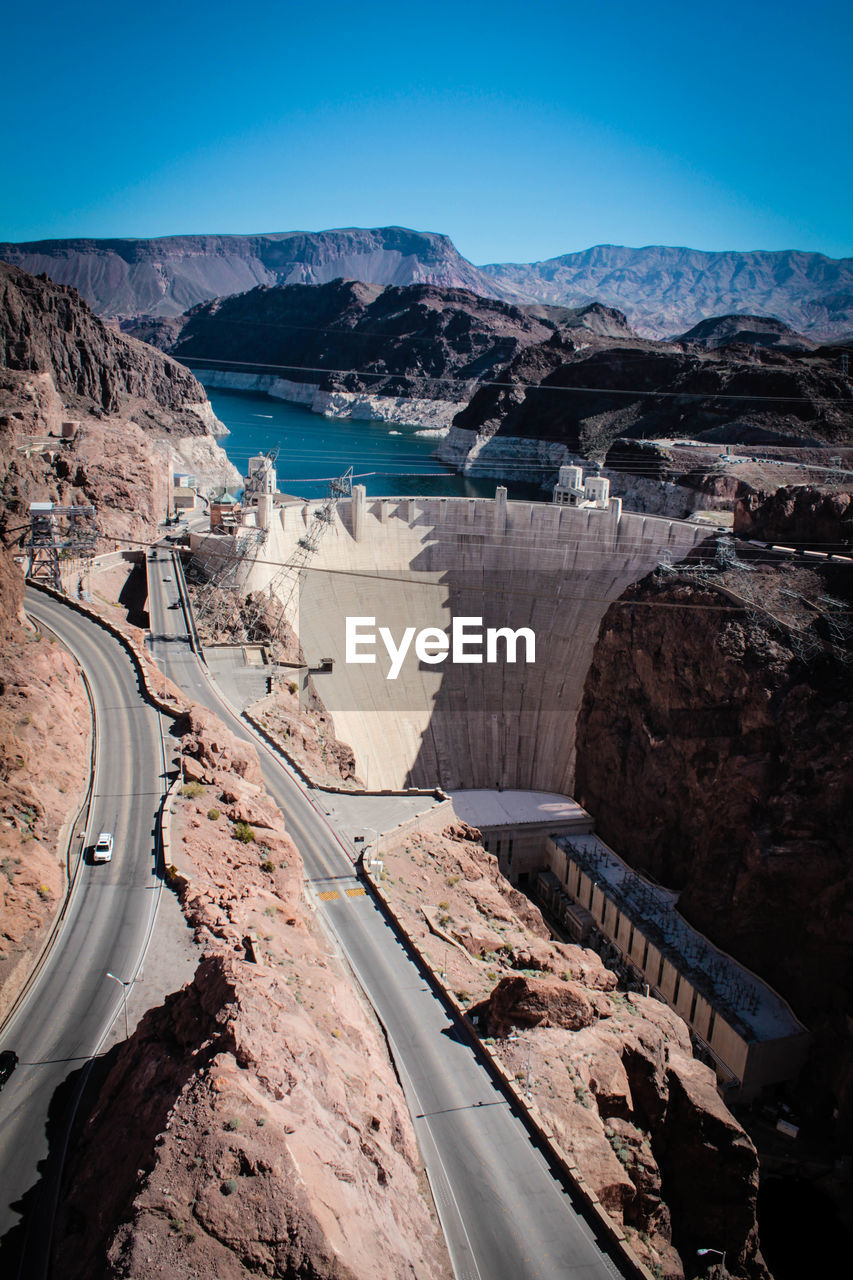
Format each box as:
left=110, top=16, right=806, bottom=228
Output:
left=186, top=355, right=853, bottom=404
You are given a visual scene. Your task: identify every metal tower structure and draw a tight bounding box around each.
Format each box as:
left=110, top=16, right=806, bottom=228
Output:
left=239, top=467, right=354, bottom=662
left=26, top=502, right=97, bottom=590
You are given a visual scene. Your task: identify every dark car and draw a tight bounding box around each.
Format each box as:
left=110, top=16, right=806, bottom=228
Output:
left=0, top=1050, right=18, bottom=1088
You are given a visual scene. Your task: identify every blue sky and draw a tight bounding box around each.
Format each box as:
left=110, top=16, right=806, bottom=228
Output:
left=2, top=0, right=851, bottom=261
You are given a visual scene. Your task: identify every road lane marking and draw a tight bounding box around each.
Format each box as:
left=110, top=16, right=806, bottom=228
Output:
left=317, top=889, right=341, bottom=901
left=346, top=887, right=366, bottom=897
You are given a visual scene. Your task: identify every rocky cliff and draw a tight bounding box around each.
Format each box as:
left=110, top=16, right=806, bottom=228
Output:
left=52, top=705, right=451, bottom=1280
left=6, top=232, right=853, bottom=343
left=0, top=263, right=237, bottom=548
left=734, top=484, right=852, bottom=552
left=481, top=244, right=853, bottom=342
left=573, top=545, right=853, bottom=1139
left=0, top=227, right=507, bottom=319
left=0, top=545, right=91, bottom=1019
left=449, top=322, right=853, bottom=464
left=0, top=261, right=218, bottom=433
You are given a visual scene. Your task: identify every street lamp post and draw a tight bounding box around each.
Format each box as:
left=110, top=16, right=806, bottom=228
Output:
left=697, top=1247, right=727, bottom=1279
left=106, top=971, right=132, bottom=1040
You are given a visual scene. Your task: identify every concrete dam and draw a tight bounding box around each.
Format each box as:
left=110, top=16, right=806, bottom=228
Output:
left=235, top=486, right=707, bottom=793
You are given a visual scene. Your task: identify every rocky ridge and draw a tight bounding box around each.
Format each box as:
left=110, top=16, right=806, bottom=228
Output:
left=447, top=320, right=853, bottom=473
left=374, top=812, right=769, bottom=1279
left=0, top=263, right=238, bottom=550
left=5, top=233, right=853, bottom=343
left=126, top=277, right=620, bottom=406
left=53, top=704, right=451, bottom=1280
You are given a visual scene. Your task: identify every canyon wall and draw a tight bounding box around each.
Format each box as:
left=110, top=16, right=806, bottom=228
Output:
left=573, top=554, right=853, bottom=1136
left=0, top=263, right=239, bottom=548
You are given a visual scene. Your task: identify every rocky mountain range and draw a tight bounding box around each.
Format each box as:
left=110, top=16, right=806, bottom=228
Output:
left=3, top=229, right=853, bottom=342
left=0, top=228, right=505, bottom=320
left=449, top=308, right=853, bottom=462
left=482, top=244, right=853, bottom=342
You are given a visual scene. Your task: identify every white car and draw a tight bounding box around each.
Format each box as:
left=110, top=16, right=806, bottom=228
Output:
left=93, top=832, right=114, bottom=863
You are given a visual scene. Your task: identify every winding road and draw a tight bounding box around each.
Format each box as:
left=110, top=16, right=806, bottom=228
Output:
left=0, top=588, right=167, bottom=1275
left=0, top=557, right=626, bottom=1279
left=150, top=549, right=623, bottom=1280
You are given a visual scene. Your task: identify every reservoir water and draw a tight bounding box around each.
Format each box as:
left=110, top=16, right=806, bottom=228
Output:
left=208, top=388, right=543, bottom=502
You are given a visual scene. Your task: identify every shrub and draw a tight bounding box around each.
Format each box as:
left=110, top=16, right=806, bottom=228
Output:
left=37, top=885, right=51, bottom=900
left=261, top=859, right=275, bottom=873
left=233, top=821, right=255, bottom=844
left=221, top=1178, right=238, bottom=1195
left=223, top=1117, right=241, bottom=1132
left=445, top=875, right=460, bottom=887
left=181, top=781, right=204, bottom=799
left=207, top=808, right=220, bottom=821
left=255, top=1116, right=267, bottom=1127
left=287, top=680, right=298, bottom=695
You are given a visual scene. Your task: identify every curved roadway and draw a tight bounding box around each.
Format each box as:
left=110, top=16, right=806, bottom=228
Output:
left=0, top=590, right=166, bottom=1273
left=152, top=549, right=623, bottom=1280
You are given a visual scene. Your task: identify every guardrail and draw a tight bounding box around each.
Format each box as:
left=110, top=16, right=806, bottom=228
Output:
left=170, top=549, right=204, bottom=659
left=27, top=580, right=187, bottom=720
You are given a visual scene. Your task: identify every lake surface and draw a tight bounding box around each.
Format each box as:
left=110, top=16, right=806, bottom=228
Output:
left=208, top=388, right=543, bottom=502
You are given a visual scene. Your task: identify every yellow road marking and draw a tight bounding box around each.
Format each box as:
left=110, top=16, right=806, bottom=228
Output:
left=346, top=887, right=366, bottom=898
left=317, top=889, right=340, bottom=900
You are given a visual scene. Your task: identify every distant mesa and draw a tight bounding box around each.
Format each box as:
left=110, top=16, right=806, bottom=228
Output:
left=0, top=227, right=507, bottom=320
left=2, top=228, right=853, bottom=343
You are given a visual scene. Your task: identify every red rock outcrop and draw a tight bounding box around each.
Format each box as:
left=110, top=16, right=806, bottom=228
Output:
left=0, top=262, right=237, bottom=551
left=574, top=550, right=853, bottom=1140
left=734, top=483, right=852, bottom=552
left=53, top=708, right=451, bottom=1280
left=376, top=813, right=767, bottom=1279
left=0, top=545, right=90, bottom=1018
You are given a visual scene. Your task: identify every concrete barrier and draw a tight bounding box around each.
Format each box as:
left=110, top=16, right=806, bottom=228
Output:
left=29, top=580, right=188, bottom=720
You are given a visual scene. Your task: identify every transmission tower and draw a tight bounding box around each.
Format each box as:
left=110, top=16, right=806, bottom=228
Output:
left=239, top=467, right=354, bottom=662
left=193, top=523, right=268, bottom=642
left=26, top=502, right=97, bottom=590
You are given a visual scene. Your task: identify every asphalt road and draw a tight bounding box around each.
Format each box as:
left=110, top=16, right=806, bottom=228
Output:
left=0, top=590, right=167, bottom=1273
left=152, top=549, right=623, bottom=1280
